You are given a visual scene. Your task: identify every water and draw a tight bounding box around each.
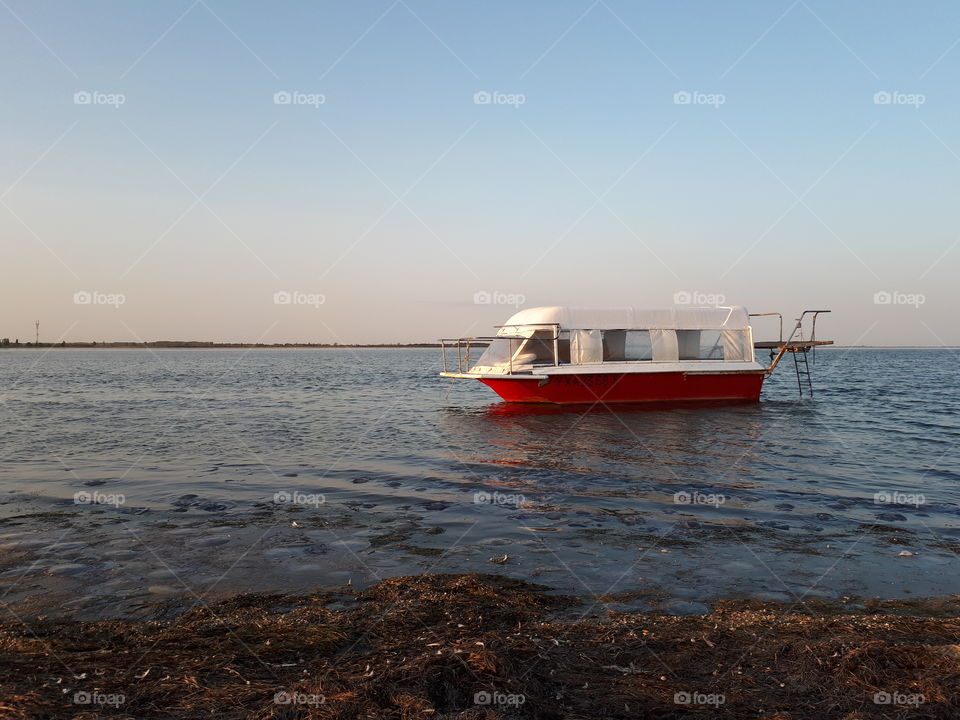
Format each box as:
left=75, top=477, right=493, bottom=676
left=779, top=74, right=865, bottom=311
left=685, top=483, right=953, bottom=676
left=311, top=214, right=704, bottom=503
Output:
left=1, top=348, right=958, bottom=618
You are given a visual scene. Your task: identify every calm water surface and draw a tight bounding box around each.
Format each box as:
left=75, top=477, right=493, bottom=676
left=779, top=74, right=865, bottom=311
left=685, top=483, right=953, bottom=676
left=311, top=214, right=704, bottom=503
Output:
left=1, top=348, right=958, bottom=618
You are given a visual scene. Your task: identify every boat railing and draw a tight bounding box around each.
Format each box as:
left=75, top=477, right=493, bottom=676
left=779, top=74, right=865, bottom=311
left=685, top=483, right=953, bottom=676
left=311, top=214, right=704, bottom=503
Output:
left=749, top=312, right=783, bottom=343
left=751, top=310, right=833, bottom=394
left=439, top=323, right=561, bottom=375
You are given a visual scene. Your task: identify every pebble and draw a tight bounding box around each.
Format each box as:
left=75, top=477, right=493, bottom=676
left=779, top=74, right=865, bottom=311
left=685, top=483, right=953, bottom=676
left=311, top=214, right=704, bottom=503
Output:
left=662, top=600, right=710, bottom=616
left=147, top=585, right=179, bottom=595
left=47, top=564, right=89, bottom=576
left=195, top=537, right=230, bottom=547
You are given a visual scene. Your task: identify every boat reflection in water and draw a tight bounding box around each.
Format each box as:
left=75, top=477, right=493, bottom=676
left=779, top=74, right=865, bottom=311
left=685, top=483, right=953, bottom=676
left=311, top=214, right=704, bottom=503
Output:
left=439, top=398, right=770, bottom=489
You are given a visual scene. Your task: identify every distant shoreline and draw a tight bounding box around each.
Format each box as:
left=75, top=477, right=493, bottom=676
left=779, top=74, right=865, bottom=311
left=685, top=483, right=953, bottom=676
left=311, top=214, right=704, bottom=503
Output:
left=0, top=340, right=960, bottom=352
left=0, top=342, right=442, bottom=349
left=0, top=343, right=956, bottom=350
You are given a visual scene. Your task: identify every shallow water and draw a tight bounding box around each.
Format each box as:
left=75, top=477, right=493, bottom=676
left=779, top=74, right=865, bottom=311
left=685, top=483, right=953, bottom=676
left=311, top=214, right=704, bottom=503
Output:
left=0, top=348, right=958, bottom=618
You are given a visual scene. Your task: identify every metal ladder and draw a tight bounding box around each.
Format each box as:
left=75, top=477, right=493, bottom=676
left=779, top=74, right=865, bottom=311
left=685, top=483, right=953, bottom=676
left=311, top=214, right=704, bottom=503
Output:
left=791, top=347, right=813, bottom=396
left=754, top=310, right=831, bottom=398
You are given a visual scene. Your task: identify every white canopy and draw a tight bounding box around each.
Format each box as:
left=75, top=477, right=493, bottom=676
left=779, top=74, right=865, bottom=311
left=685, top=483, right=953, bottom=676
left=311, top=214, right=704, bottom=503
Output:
left=498, top=306, right=751, bottom=333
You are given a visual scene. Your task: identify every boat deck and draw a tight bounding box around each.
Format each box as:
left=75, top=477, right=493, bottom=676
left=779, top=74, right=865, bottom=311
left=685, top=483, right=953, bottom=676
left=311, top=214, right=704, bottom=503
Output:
left=754, top=340, right=833, bottom=350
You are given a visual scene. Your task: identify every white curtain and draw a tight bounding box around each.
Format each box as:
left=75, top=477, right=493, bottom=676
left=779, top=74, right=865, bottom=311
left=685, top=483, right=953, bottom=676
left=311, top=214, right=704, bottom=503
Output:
left=650, top=329, right=679, bottom=361
left=570, top=329, right=603, bottom=364
left=722, top=330, right=751, bottom=361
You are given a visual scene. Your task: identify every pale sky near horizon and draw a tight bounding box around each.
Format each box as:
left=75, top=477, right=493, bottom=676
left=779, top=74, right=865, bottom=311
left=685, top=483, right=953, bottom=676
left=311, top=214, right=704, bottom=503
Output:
left=1, top=1, right=958, bottom=345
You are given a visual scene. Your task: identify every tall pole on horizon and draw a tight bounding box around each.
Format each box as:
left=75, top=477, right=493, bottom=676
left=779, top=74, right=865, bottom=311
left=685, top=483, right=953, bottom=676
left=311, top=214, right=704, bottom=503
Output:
left=35, top=320, right=39, bottom=347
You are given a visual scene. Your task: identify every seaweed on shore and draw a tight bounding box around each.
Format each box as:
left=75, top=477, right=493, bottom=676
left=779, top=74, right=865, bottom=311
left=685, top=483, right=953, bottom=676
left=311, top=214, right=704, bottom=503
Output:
left=0, top=573, right=958, bottom=719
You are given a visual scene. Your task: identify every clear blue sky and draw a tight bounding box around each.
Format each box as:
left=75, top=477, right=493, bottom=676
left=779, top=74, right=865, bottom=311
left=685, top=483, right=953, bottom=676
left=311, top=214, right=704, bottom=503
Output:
left=1, top=1, right=957, bottom=344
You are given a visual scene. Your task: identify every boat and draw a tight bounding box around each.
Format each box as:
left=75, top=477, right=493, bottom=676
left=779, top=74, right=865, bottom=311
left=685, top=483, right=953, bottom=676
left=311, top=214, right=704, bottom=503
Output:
left=439, top=306, right=831, bottom=404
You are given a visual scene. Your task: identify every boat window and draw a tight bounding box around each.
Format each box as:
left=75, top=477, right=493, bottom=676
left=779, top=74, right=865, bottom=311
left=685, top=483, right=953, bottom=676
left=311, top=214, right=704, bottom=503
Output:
left=624, top=330, right=653, bottom=361
left=677, top=330, right=700, bottom=359
left=602, top=330, right=625, bottom=361
left=699, top=330, right=724, bottom=359
left=557, top=331, right=571, bottom=363
left=515, top=330, right=557, bottom=365
left=677, top=330, right=724, bottom=360
left=473, top=338, right=516, bottom=368
left=602, top=330, right=652, bottom=361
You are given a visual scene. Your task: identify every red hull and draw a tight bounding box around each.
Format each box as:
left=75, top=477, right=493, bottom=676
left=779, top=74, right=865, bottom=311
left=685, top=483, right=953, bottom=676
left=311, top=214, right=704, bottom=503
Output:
left=480, top=371, right=765, bottom=404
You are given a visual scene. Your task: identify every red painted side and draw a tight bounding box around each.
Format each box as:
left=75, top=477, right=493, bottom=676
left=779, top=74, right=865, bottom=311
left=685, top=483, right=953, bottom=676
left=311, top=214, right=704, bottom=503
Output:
left=479, top=371, right=765, bottom=404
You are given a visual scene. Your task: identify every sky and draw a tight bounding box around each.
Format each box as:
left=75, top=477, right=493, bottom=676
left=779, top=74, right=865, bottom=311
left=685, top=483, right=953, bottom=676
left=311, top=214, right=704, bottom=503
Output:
left=1, top=0, right=958, bottom=345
